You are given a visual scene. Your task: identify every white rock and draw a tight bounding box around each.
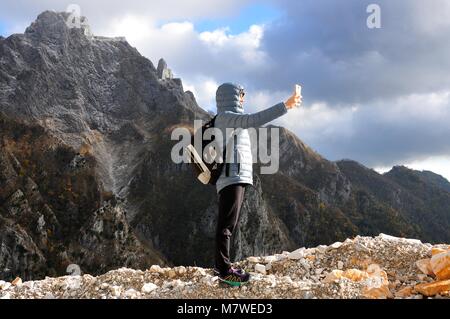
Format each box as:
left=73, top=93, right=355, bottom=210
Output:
left=110, top=285, right=121, bottom=297
left=200, top=277, right=214, bottom=286
left=263, top=256, right=277, bottom=264
left=303, top=291, right=314, bottom=299
left=330, top=242, right=343, bottom=249
left=196, top=268, right=206, bottom=276
left=43, top=293, right=55, bottom=299
left=288, top=248, right=305, bottom=260
left=316, top=245, right=328, bottom=254
left=274, top=254, right=288, bottom=262
left=299, top=260, right=311, bottom=272
left=149, top=265, right=162, bottom=273
left=176, top=266, right=186, bottom=275
left=0, top=282, right=11, bottom=290
left=255, top=264, right=267, bottom=274
left=403, top=238, right=422, bottom=245
left=1, top=292, right=11, bottom=299
left=337, top=261, right=344, bottom=270
left=315, top=268, right=324, bottom=275
left=379, top=233, right=422, bottom=245
left=265, top=263, right=272, bottom=272
left=141, top=283, right=158, bottom=293
left=123, top=289, right=138, bottom=298
left=247, top=257, right=260, bottom=263
left=354, top=242, right=370, bottom=252
left=379, top=233, right=401, bottom=241
left=23, top=281, right=35, bottom=289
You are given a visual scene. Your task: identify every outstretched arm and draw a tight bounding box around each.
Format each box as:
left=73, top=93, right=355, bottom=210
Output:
left=219, top=86, right=302, bottom=129
left=221, top=102, right=288, bottom=129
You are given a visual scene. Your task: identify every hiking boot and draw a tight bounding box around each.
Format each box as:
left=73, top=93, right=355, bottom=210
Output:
left=218, top=267, right=250, bottom=286
left=213, top=266, right=245, bottom=276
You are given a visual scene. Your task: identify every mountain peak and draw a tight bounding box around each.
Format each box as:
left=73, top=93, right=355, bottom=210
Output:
left=24, top=11, right=91, bottom=41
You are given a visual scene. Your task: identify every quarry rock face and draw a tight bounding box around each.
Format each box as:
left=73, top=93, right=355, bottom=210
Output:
left=1, top=11, right=450, bottom=281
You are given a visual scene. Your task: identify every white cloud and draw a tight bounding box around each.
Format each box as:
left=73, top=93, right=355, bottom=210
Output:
left=183, top=76, right=219, bottom=111
left=0, top=0, right=251, bottom=31
left=95, top=13, right=269, bottom=112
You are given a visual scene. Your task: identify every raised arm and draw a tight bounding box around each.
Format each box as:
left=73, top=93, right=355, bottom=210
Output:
left=220, top=102, right=288, bottom=129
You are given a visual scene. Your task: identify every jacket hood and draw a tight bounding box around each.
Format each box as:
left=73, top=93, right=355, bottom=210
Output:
left=216, top=82, right=245, bottom=114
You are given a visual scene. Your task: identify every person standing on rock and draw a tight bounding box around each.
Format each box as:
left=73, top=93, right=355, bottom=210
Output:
left=213, top=82, right=301, bottom=286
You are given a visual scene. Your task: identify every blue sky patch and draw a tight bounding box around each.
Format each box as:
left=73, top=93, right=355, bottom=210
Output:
left=155, top=3, right=282, bottom=34
left=0, top=22, right=6, bottom=37
left=194, top=3, right=282, bottom=34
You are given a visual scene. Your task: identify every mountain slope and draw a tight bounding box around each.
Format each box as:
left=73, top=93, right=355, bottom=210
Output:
left=336, top=161, right=450, bottom=243
left=0, top=114, right=165, bottom=280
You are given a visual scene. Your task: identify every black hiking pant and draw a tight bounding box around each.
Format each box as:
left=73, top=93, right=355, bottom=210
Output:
left=215, top=183, right=246, bottom=276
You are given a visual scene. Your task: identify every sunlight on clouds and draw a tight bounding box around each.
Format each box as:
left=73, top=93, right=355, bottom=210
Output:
left=100, top=15, right=156, bottom=43
left=98, top=13, right=267, bottom=76
left=276, top=101, right=356, bottom=142
left=199, top=27, right=232, bottom=46
left=199, top=24, right=266, bottom=66
left=377, top=91, right=450, bottom=123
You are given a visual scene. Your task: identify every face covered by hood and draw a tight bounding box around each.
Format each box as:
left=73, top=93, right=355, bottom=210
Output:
left=216, top=82, right=245, bottom=114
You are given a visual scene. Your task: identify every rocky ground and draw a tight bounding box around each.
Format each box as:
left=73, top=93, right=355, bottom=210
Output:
left=1, top=234, right=449, bottom=299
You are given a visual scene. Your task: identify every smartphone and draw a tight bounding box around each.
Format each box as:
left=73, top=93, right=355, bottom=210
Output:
left=295, top=84, right=302, bottom=97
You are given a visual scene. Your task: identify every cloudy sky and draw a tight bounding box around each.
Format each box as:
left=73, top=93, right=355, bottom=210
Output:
left=1, top=0, right=450, bottom=180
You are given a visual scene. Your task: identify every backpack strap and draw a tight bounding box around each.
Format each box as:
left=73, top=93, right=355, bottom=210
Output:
left=213, top=114, right=236, bottom=177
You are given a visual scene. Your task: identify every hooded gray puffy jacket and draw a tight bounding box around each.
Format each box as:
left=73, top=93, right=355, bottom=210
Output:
left=214, top=82, right=288, bottom=193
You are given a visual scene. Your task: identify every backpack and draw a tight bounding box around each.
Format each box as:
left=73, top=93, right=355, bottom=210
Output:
left=185, top=115, right=228, bottom=185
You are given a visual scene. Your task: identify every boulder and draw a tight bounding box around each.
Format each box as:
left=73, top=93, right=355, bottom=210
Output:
left=323, top=269, right=369, bottom=283
left=432, top=247, right=449, bottom=256
left=362, top=265, right=392, bottom=299
left=430, top=251, right=450, bottom=280
left=415, top=280, right=450, bottom=297
left=329, top=242, right=343, bottom=249
left=247, top=257, right=260, bottom=263
left=149, top=265, right=162, bottom=273
left=141, top=283, right=158, bottom=293
left=416, top=259, right=433, bottom=276
left=255, top=264, right=266, bottom=275
left=288, top=248, right=305, bottom=260
left=395, top=286, right=413, bottom=298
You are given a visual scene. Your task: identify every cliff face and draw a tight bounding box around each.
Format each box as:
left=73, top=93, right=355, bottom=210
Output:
left=0, top=114, right=165, bottom=280
left=1, top=11, right=450, bottom=281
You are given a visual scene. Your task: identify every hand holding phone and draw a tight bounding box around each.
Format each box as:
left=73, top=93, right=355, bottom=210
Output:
left=285, top=84, right=303, bottom=109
